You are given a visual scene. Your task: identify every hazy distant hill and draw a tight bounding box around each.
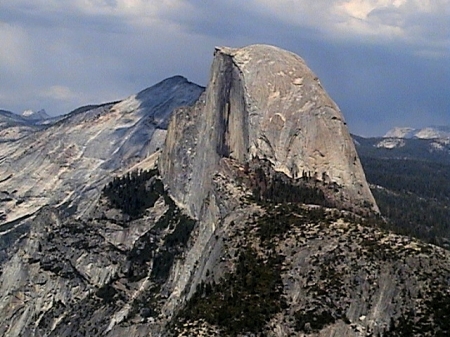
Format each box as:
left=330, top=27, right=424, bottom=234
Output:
left=353, top=134, right=450, bottom=164
left=384, top=125, right=450, bottom=139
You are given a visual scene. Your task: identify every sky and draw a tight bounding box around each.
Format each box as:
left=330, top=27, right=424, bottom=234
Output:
left=0, top=0, right=449, bottom=136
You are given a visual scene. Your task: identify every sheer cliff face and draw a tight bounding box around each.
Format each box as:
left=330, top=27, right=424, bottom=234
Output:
left=2, top=45, right=450, bottom=337
left=160, top=45, right=378, bottom=216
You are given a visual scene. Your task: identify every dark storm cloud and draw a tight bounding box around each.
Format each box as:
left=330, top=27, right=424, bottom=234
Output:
left=0, top=1, right=130, bottom=34
left=309, top=45, right=450, bottom=136
left=163, top=0, right=319, bottom=43
left=0, top=0, right=448, bottom=136
left=160, top=1, right=450, bottom=136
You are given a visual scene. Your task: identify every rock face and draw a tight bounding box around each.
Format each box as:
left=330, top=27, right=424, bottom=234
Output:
left=5, top=45, right=450, bottom=337
left=160, top=45, right=377, bottom=217
left=0, top=76, right=203, bottom=225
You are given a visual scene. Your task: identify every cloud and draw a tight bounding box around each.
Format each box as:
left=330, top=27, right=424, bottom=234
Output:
left=0, top=23, right=30, bottom=73
left=40, top=85, right=77, bottom=101
left=0, top=0, right=448, bottom=135
left=167, top=0, right=449, bottom=56
left=252, top=0, right=449, bottom=40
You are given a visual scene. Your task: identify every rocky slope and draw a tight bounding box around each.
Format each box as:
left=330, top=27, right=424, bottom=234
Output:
left=1, top=45, right=449, bottom=337
left=0, top=76, right=203, bottom=226
left=1, top=160, right=450, bottom=337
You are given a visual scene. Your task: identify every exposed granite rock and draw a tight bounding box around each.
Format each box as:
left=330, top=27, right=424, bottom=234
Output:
left=0, top=157, right=449, bottom=337
left=160, top=44, right=378, bottom=218
left=2, top=45, right=449, bottom=337
left=172, top=169, right=450, bottom=336
left=0, top=172, right=193, bottom=337
left=0, top=76, right=203, bottom=226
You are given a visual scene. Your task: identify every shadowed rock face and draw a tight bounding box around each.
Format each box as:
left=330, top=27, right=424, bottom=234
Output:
left=160, top=44, right=378, bottom=217
left=1, top=45, right=450, bottom=337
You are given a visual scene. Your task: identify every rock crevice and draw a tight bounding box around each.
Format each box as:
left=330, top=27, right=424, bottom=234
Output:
left=160, top=44, right=378, bottom=216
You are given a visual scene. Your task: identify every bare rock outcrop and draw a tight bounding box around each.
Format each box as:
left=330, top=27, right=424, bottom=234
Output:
left=160, top=44, right=378, bottom=217
left=0, top=76, right=203, bottom=225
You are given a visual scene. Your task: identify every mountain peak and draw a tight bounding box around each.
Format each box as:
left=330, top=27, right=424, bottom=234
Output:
left=384, top=125, right=450, bottom=139
left=21, top=108, right=50, bottom=120
left=112, top=75, right=204, bottom=129
left=160, top=44, right=378, bottom=215
left=384, top=126, right=416, bottom=138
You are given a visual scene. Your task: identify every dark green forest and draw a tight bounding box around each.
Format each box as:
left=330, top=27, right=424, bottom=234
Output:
left=102, top=168, right=163, bottom=219
left=359, top=156, right=450, bottom=248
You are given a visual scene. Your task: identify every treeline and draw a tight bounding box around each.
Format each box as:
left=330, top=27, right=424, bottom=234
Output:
left=102, top=168, right=163, bottom=218
left=361, top=157, right=450, bottom=201
left=249, top=164, right=330, bottom=207
left=360, top=156, right=450, bottom=248
left=372, top=188, right=450, bottom=247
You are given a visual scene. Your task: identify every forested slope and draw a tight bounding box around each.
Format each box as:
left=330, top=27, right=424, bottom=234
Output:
left=356, top=137, right=450, bottom=248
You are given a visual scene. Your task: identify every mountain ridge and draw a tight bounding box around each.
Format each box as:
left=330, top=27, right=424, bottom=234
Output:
left=384, top=125, right=450, bottom=139
left=0, top=75, right=204, bottom=226
left=0, top=45, right=449, bottom=337
left=353, top=134, right=450, bottom=163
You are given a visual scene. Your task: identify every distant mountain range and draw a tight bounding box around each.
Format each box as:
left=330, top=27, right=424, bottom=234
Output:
left=0, top=108, right=51, bottom=125
left=352, top=131, right=450, bottom=250
left=0, top=108, right=64, bottom=141
left=352, top=125, right=450, bottom=164
left=353, top=134, right=450, bottom=163
left=384, top=125, right=450, bottom=139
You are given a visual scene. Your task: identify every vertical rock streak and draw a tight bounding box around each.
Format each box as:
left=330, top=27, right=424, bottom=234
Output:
left=160, top=44, right=378, bottom=216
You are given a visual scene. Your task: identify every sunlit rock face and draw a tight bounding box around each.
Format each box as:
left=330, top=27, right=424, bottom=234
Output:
left=0, top=76, right=204, bottom=224
left=2, top=45, right=450, bottom=337
left=160, top=44, right=378, bottom=217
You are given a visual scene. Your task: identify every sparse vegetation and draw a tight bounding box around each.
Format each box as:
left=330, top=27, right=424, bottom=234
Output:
left=151, top=208, right=196, bottom=284
left=179, top=246, right=285, bottom=336
left=247, top=159, right=332, bottom=207
left=295, top=309, right=336, bottom=332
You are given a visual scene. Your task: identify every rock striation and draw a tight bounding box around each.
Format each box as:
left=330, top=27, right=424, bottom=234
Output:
left=1, top=45, right=450, bottom=337
left=160, top=44, right=378, bottom=217
left=0, top=76, right=203, bottom=225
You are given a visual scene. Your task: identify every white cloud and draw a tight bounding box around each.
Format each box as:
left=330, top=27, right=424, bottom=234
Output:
left=251, top=0, right=449, bottom=49
left=64, top=0, right=188, bottom=28
left=40, top=85, right=77, bottom=101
